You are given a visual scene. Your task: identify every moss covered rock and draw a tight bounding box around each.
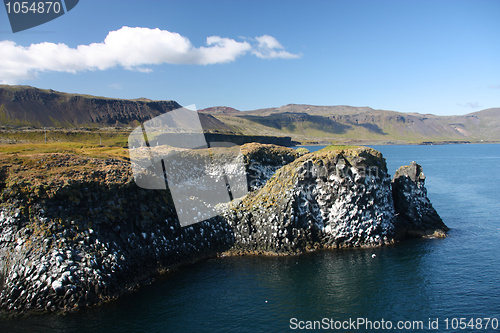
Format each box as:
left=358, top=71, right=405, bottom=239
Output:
left=223, top=147, right=397, bottom=254
left=0, top=144, right=447, bottom=314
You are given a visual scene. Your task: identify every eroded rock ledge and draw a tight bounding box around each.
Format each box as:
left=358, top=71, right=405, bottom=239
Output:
left=0, top=144, right=447, bottom=313
left=223, top=148, right=396, bottom=254
left=392, top=161, right=448, bottom=238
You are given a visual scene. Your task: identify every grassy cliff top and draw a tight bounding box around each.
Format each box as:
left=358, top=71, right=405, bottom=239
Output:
left=0, top=142, right=130, bottom=160
left=0, top=142, right=297, bottom=192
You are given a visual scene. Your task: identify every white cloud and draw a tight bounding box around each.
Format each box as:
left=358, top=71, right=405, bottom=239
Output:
left=0, top=27, right=299, bottom=84
left=489, top=84, right=500, bottom=89
left=252, top=35, right=302, bottom=59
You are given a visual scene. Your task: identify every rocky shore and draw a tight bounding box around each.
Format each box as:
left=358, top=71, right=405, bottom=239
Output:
left=0, top=144, right=447, bottom=314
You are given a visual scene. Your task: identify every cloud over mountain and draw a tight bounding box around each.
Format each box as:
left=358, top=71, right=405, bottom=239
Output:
left=0, top=26, right=300, bottom=84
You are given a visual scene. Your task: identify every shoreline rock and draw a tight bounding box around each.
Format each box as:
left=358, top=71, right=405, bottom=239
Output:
left=0, top=144, right=447, bottom=314
left=392, top=161, right=449, bottom=238
left=222, top=148, right=396, bottom=255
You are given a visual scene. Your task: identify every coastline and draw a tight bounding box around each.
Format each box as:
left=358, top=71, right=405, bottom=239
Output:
left=0, top=143, right=447, bottom=314
left=294, top=140, right=500, bottom=148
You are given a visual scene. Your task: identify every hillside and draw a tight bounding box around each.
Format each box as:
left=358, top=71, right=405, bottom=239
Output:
left=0, top=85, right=182, bottom=128
left=1, top=85, right=499, bottom=144
left=203, top=104, right=500, bottom=143
left=199, top=106, right=240, bottom=115
left=0, top=85, right=231, bottom=131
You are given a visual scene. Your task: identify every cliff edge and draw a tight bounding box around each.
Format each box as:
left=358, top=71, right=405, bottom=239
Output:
left=0, top=144, right=447, bottom=313
left=392, top=161, right=448, bottom=238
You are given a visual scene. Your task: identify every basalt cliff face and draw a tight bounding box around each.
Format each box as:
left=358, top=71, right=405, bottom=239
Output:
left=223, top=148, right=396, bottom=254
left=223, top=148, right=448, bottom=254
left=0, top=85, right=182, bottom=128
left=0, top=144, right=447, bottom=313
left=392, top=161, right=448, bottom=238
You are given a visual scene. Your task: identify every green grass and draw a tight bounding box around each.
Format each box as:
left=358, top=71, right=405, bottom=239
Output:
left=0, top=129, right=130, bottom=146
left=0, top=140, right=130, bottom=160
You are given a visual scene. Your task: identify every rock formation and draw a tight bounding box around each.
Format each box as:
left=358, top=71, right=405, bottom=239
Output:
left=0, top=85, right=181, bottom=127
left=0, top=144, right=447, bottom=313
left=223, top=147, right=396, bottom=254
left=392, top=161, right=448, bottom=238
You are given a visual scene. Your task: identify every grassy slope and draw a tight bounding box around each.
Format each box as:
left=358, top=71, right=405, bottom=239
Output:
left=212, top=107, right=499, bottom=143
left=0, top=142, right=130, bottom=160
left=0, top=127, right=132, bottom=160
left=2, top=85, right=498, bottom=144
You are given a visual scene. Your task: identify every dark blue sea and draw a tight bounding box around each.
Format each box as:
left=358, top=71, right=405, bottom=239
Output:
left=1, top=144, right=499, bottom=332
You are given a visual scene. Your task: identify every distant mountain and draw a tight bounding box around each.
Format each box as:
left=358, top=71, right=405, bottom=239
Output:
left=0, top=85, right=234, bottom=132
left=0, top=85, right=184, bottom=128
left=202, top=104, right=500, bottom=143
left=1, top=86, right=498, bottom=143
left=198, top=106, right=240, bottom=115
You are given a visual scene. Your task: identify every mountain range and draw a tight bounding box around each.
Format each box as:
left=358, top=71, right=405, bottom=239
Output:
left=200, top=104, right=500, bottom=143
left=1, top=85, right=499, bottom=144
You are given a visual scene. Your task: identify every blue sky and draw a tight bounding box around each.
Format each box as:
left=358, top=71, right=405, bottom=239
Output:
left=0, top=0, right=499, bottom=115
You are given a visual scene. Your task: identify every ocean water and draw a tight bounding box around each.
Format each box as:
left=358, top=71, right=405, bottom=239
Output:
left=1, top=144, right=500, bottom=332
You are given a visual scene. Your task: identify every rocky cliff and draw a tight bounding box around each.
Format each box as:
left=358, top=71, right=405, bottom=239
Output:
left=222, top=148, right=448, bottom=255
left=0, top=144, right=447, bottom=314
left=0, top=85, right=237, bottom=131
left=0, top=85, right=182, bottom=128
left=222, top=148, right=396, bottom=254
left=392, top=161, right=448, bottom=238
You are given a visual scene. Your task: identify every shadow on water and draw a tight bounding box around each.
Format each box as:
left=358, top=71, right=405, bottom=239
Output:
left=1, top=239, right=440, bottom=333
left=2, top=144, right=500, bottom=332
